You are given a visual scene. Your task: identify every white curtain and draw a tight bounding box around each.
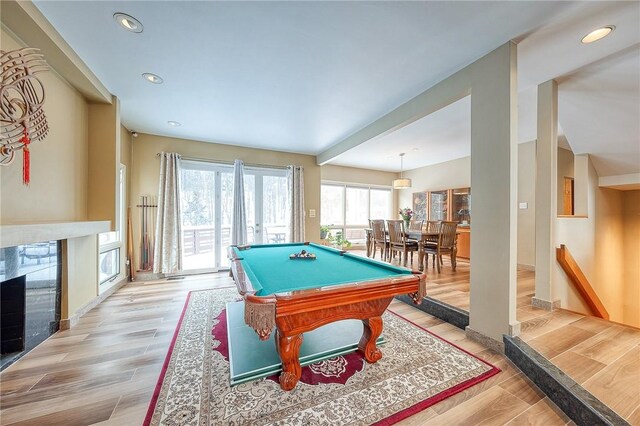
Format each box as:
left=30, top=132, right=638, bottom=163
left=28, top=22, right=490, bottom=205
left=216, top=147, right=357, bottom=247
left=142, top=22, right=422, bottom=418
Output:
left=154, top=152, right=182, bottom=274
left=287, top=165, right=305, bottom=242
left=231, top=159, right=248, bottom=245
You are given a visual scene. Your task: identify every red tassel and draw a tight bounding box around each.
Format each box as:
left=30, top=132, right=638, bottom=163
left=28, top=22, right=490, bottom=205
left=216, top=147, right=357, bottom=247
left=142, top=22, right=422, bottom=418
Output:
left=20, top=127, right=31, bottom=186
left=23, top=147, right=30, bottom=185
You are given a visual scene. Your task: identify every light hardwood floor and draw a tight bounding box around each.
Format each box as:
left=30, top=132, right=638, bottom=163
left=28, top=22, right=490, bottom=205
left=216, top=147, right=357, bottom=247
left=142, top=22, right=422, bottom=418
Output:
left=361, top=248, right=640, bottom=422
left=0, top=272, right=572, bottom=425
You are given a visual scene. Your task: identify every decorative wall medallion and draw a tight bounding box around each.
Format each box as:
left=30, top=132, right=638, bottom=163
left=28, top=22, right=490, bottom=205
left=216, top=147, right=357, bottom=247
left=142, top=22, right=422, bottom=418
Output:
left=0, top=48, right=50, bottom=184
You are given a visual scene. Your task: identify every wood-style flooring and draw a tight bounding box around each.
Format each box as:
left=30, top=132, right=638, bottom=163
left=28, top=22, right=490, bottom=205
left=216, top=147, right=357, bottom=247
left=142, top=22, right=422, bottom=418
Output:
left=0, top=272, right=572, bottom=425
left=361, top=249, right=640, bottom=422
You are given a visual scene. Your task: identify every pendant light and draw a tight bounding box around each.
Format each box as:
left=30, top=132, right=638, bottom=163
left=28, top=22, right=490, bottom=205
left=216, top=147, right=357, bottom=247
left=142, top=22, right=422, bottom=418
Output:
left=392, top=153, right=412, bottom=189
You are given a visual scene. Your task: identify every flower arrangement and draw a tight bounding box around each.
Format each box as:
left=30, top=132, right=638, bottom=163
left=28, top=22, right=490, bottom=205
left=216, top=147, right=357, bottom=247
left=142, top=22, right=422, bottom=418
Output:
left=399, top=207, right=413, bottom=220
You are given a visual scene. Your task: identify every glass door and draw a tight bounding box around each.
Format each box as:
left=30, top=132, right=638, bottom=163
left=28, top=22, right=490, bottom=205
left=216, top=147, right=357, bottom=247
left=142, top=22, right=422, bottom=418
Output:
left=261, top=173, right=289, bottom=243
left=180, top=162, right=219, bottom=272
left=181, top=161, right=288, bottom=272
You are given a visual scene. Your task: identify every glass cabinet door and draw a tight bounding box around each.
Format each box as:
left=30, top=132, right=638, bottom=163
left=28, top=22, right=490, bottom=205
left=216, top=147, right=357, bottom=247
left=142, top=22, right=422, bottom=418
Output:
left=451, top=188, right=471, bottom=225
left=429, top=190, right=448, bottom=221
left=412, top=192, right=428, bottom=222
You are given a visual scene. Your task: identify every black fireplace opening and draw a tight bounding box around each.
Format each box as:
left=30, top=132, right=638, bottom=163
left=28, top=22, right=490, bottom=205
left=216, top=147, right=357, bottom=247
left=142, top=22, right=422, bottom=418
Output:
left=1, top=275, right=26, bottom=354
left=0, top=241, right=61, bottom=371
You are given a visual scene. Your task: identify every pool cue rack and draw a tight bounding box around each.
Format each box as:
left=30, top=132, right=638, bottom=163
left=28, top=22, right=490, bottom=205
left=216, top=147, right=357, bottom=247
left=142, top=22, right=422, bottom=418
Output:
left=137, top=195, right=157, bottom=271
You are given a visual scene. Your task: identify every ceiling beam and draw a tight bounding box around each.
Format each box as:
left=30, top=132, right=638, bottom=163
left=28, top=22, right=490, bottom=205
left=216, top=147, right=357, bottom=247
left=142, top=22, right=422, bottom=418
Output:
left=599, top=173, right=640, bottom=190
left=316, top=68, right=471, bottom=165
left=1, top=0, right=112, bottom=103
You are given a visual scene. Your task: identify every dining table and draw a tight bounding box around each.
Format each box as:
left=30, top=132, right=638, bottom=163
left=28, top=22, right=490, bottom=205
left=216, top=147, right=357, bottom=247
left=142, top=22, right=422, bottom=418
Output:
left=365, top=228, right=445, bottom=271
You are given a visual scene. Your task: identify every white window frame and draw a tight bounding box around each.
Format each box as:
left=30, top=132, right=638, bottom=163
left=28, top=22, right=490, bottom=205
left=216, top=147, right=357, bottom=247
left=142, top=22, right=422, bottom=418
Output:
left=321, top=181, right=393, bottom=246
left=99, top=165, right=126, bottom=288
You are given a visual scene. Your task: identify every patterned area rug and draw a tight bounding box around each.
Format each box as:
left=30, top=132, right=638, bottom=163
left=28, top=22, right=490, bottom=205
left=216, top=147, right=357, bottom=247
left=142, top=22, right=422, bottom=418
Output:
left=145, top=288, right=499, bottom=425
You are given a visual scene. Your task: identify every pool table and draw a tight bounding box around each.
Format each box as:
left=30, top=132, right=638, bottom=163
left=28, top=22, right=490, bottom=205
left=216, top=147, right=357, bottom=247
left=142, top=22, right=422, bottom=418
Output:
left=228, top=242, right=426, bottom=390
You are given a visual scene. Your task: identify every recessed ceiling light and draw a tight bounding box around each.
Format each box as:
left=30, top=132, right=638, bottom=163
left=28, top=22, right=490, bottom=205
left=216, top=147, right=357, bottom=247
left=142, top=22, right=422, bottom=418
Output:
left=142, top=73, right=163, bottom=84
left=412, top=147, right=419, bottom=151
left=581, top=26, right=615, bottom=44
left=113, top=13, right=143, bottom=33
left=167, top=121, right=181, bottom=127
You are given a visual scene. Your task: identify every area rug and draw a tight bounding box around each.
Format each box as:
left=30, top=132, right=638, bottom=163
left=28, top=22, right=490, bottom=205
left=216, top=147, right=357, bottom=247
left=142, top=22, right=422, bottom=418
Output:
left=144, top=288, right=499, bottom=425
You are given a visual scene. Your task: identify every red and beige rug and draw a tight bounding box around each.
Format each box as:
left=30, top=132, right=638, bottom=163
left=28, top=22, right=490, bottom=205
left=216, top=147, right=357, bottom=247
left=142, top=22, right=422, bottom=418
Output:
left=145, top=288, right=499, bottom=425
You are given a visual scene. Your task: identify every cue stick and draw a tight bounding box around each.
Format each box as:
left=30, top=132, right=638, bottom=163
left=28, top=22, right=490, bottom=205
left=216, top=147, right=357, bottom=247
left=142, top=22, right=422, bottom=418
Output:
left=127, top=206, right=135, bottom=281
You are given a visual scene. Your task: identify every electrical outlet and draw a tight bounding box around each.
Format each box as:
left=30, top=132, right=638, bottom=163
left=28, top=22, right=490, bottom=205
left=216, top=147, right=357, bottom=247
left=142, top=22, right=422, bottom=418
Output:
left=309, top=209, right=316, bottom=218
left=519, top=202, right=528, bottom=209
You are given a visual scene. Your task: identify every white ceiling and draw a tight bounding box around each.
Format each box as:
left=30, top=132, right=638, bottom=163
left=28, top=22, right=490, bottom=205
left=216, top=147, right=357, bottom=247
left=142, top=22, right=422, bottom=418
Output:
left=333, top=2, right=640, bottom=173
left=331, top=96, right=471, bottom=172
left=33, top=1, right=639, bottom=176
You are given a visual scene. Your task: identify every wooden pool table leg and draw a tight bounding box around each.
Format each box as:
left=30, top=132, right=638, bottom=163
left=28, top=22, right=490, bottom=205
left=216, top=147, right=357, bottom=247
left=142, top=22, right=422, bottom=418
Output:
left=276, top=330, right=304, bottom=391
left=358, top=316, right=383, bottom=363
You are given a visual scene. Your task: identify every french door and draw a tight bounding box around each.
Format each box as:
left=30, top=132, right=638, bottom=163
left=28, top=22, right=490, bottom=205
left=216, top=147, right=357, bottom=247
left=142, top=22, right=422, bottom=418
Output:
left=180, top=161, right=288, bottom=272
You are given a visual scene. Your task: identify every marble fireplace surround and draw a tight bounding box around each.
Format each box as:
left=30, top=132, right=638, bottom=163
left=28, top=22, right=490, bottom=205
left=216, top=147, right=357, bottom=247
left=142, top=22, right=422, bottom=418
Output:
left=0, top=221, right=109, bottom=249
left=1, top=221, right=111, bottom=330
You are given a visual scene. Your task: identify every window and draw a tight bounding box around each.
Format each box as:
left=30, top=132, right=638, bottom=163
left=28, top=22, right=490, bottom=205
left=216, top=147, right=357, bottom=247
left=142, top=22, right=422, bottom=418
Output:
left=99, top=248, right=120, bottom=284
left=321, top=185, right=344, bottom=226
left=99, top=165, right=126, bottom=287
left=321, top=183, right=392, bottom=245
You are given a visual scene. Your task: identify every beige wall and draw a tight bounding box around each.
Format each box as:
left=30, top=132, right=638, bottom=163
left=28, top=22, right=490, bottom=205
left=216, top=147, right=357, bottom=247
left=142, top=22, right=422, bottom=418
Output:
left=553, top=156, right=638, bottom=327
left=0, top=28, right=89, bottom=224
left=621, top=190, right=640, bottom=327
left=119, top=125, right=132, bottom=278
left=320, top=164, right=397, bottom=187
left=397, top=147, right=538, bottom=268
left=130, top=133, right=321, bottom=270
left=594, top=187, right=625, bottom=323
left=63, top=235, right=98, bottom=317
left=87, top=98, right=120, bottom=229
left=518, top=141, right=536, bottom=267
left=557, top=147, right=574, bottom=215
left=0, top=28, right=113, bottom=322
left=398, top=157, right=471, bottom=208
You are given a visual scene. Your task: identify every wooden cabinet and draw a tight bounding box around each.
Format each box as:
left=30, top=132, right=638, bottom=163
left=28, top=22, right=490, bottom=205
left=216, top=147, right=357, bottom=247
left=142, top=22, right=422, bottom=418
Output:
left=412, top=187, right=471, bottom=259
left=456, top=227, right=471, bottom=259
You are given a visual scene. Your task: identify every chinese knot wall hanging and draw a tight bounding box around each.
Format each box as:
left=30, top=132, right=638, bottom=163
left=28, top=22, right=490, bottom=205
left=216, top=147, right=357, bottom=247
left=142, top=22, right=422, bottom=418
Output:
left=0, top=47, right=50, bottom=185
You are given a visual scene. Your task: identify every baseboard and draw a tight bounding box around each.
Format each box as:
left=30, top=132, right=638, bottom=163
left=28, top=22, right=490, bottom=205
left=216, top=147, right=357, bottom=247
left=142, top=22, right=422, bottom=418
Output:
left=517, top=263, right=535, bottom=271
left=504, top=336, right=629, bottom=426
left=465, top=327, right=505, bottom=353
left=531, top=297, right=561, bottom=311
left=60, top=276, right=129, bottom=330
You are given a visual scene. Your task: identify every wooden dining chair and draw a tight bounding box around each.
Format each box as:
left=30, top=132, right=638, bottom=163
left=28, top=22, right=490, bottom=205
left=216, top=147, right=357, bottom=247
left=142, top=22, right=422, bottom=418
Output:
left=370, top=220, right=388, bottom=261
left=408, top=220, right=424, bottom=231
left=424, top=221, right=457, bottom=273
left=421, top=220, right=441, bottom=267
left=386, top=220, right=419, bottom=267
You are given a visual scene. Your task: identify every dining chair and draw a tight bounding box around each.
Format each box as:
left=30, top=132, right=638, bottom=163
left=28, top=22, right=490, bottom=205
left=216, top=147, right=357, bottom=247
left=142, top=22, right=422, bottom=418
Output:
left=422, top=220, right=441, bottom=267
left=408, top=220, right=424, bottom=231
left=386, top=220, right=419, bottom=267
left=424, top=221, right=457, bottom=273
left=370, top=220, right=388, bottom=261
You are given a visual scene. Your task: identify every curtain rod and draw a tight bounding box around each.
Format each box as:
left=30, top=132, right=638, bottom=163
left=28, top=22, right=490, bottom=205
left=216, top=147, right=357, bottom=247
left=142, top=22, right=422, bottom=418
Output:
left=156, top=153, right=289, bottom=170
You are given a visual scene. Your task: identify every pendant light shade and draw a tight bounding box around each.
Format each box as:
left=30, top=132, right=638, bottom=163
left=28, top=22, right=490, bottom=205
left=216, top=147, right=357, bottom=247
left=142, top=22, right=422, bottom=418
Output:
left=392, top=153, right=412, bottom=189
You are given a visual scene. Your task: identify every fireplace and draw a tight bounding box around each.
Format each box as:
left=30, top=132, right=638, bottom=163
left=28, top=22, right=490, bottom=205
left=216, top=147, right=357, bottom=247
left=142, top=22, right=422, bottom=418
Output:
left=0, top=241, right=61, bottom=371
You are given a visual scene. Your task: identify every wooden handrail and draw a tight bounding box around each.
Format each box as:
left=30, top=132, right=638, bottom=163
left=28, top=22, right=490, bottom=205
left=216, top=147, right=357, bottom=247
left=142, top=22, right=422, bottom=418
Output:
left=556, top=244, right=609, bottom=320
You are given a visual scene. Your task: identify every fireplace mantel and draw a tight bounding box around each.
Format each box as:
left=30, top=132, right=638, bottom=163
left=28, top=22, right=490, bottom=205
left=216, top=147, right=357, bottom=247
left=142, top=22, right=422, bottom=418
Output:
left=0, top=221, right=110, bottom=248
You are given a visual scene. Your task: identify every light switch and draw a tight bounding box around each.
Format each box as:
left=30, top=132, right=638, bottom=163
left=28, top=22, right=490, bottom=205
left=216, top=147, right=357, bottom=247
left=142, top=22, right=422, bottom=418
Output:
left=519, top=202, right=528, bottom=209
left=309, top=209, right=316, bottom=218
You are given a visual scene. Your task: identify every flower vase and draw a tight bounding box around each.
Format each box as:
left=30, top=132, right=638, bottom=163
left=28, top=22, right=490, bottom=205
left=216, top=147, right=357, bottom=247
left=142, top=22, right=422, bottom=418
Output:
left=403, top=219, right=410, bottom=229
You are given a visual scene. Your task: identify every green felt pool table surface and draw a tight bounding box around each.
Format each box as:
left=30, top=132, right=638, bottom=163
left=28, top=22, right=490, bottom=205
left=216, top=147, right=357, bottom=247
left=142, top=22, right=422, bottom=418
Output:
left=232, top=243, right=412, bottom=296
